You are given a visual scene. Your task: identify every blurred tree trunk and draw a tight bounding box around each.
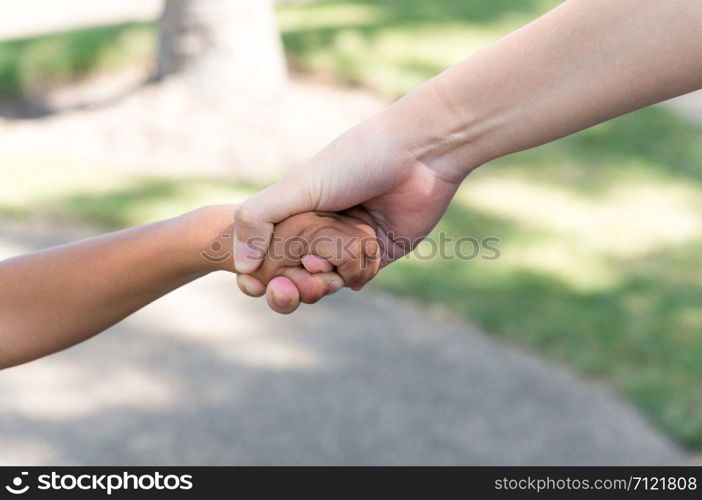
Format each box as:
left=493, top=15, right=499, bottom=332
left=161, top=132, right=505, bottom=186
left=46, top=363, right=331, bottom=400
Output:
left=156, top=0, right=287, bottom=98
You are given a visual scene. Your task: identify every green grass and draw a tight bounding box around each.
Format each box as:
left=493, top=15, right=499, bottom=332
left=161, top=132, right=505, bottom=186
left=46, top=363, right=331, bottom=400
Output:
left=0, top=154, right=254, bottom=228
left=0, top=22, right=154, bottom=96
left=0, top=1, right=557, bottom=99
left=376, top=109, right=702, bottom=449
left=278, top=0, right=562, bottom=98
left=0, top=1, right=701, bottom=450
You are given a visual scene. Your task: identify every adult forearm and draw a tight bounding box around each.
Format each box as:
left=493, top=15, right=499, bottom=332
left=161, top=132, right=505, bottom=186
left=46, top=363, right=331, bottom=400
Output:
left=387, top=0, right=702, bottom=180
left=0, top=206, right=234, bottom=369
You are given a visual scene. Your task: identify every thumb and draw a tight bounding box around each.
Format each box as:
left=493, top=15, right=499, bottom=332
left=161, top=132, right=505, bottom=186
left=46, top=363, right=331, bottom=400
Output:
left=234, top=179, right=315, bottom=274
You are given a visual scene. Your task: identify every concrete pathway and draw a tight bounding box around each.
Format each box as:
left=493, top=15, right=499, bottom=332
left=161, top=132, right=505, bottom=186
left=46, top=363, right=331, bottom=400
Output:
left=0, top=221, right=686, bottom=465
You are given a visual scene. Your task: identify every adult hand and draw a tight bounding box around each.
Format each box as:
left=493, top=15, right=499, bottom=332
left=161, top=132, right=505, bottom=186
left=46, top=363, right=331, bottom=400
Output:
left=234, top=89, right=468, bottom=311
left=236, top=0, right=702, bottom=313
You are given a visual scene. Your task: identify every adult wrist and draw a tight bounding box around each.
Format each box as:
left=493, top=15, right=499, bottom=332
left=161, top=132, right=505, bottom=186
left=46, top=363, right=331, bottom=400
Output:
left=379, top=76, right=493, bottom=183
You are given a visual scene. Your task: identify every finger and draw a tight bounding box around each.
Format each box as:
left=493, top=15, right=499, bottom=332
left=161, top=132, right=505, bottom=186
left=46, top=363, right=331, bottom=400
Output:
left=353, top=236, right=381, bottom=291
left=265, top=276, right=301, bottom=314
left=301, top=254, right=334, bottom=273
left=282, top=267, right=343, bottom=304
left=312, top=229, right=379, bottom=290
left=236, top=274, right=266, bottom=297
left=234, top=181, right=315, bottom=275
left=332, top=238, right=367, bottom=289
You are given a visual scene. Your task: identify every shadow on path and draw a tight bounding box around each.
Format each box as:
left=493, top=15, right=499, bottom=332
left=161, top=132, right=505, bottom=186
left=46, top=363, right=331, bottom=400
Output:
left=0, top=222, right=686, bottom=465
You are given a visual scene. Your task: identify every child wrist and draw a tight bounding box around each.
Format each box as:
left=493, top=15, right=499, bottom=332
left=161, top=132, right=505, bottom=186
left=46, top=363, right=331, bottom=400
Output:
left=181, top=205, right=237, bottom=275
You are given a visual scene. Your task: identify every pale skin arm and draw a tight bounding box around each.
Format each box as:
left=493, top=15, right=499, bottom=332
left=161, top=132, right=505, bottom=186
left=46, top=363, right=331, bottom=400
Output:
left=402, top=0, right=702, bottom=181
left=235, top=0, right=702, bottom=298
left=0, top=205, right=336, bottom=369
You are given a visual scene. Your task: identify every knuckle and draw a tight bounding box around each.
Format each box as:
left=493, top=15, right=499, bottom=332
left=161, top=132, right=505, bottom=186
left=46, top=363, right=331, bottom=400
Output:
left=346, top=238, right=363, bottom=261
left=365, top=238, right=380, bottom=260
left=339, top=266, right=363, bottom=288
left=235, top=205, right=261, bottom=231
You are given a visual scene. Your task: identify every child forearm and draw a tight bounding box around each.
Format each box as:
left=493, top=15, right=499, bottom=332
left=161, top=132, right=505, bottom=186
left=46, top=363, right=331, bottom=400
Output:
left=0, top=205, right=235, bottom=369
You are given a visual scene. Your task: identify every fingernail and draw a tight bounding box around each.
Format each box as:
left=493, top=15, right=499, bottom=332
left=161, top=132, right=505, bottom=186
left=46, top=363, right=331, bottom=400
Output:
left=240, top=280, right=256, bottom=296
left=235, top=243, right=258, bottom=274
left=326, top=279, right=344, bottom=295
left=272, top=291, right=291, bottom=308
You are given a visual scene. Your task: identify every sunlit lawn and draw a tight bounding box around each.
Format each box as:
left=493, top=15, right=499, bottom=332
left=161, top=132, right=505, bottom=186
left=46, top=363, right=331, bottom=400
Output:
left=0, top=154, right=254, bottom=227
left=381, top=130, right=702, bottom=448
left=278, top=0, right=562, bottom=98
left=0, top=22, right=154, bottom=96
left=0, top=0, right=700, bottom=449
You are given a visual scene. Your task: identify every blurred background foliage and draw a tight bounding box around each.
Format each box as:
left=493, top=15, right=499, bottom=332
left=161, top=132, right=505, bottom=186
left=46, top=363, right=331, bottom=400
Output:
left=1, top=0, right=701, bottom=449
left=0, top=22, right=153, bottom=97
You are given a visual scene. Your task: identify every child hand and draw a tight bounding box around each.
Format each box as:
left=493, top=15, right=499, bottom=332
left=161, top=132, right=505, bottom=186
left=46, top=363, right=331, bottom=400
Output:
left=242, top=211, right=381, bottom=314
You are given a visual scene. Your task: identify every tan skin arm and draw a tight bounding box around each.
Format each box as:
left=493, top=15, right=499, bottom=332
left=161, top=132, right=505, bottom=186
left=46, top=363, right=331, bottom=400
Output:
left=0, top=205, right=350, bottom=369
left=0, top=206, right=230, bottom=369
